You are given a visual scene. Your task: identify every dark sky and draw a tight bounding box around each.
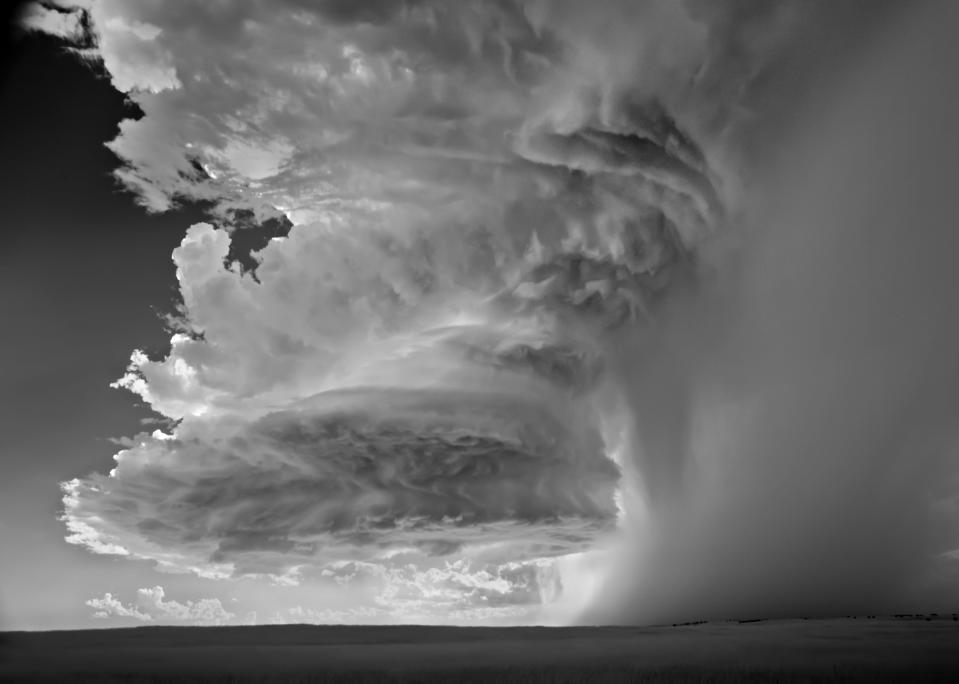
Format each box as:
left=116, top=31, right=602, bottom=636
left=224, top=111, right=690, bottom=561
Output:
left=0, top=17, right=209, bottom=629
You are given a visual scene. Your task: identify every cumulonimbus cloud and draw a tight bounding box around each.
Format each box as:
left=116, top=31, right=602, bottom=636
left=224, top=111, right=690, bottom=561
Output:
left=32, top=0, right=873, bottom=622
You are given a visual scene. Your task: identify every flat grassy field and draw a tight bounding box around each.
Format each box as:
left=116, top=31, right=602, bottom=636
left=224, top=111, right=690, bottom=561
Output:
left=2, top=616, right=958, bottom=682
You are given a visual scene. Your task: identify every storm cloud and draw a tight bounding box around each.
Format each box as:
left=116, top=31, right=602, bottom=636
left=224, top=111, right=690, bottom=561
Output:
left=31, top=0, right=959, bottom=622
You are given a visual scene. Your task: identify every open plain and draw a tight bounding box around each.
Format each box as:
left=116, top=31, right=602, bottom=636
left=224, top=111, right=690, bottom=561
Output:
left=3, top=616, right=959, bottom=682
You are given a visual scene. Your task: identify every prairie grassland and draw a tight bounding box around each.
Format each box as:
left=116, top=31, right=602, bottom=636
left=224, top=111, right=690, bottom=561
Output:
left=2, top=617, right=958, bottom=682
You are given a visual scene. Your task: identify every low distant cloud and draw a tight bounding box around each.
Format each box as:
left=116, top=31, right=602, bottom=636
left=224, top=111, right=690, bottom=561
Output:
left=87, top=586, right=234, bottom=626
left=285, top=558, right=560, bottom=625
left=341, top=558, right=560, bottom=619
left=85, top=562, right=559, bottom=626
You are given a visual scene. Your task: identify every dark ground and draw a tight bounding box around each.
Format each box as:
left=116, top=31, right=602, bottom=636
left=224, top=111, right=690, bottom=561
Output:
left=2, top=616, right=959, bottom=682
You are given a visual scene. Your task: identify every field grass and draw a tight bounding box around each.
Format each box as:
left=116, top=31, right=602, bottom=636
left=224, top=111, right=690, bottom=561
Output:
left=3, top=616, right=958, bottom=682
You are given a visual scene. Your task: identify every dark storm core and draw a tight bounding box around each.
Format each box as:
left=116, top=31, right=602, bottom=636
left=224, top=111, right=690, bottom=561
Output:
left=584, top=0, right=959, bottom=624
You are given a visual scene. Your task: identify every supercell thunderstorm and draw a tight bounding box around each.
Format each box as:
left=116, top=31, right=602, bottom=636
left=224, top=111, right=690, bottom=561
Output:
left=36, top=0, right=959, bottom=623
left=45, top=0, right=727, bottom=618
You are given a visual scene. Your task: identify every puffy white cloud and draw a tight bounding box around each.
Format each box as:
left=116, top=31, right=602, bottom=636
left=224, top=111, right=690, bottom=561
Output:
left=87, top=593, right=150, bottom=622
left=92, top=14, right=180, bottom=93
left=87, top=586, right=235, bottom=625
left=20, top=4, right=86, bottom=40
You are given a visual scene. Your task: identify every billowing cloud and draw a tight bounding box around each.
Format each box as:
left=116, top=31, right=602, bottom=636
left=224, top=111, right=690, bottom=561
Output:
left=36, top=0, right=792, bottom=619
left=43, top=0, right=764, bottom=609
left=36, top=0, right=955, bottom=625
left=63, top=381, right=618, bottom=578
left=20, top=3, right=86, bottom=40
left=87, top=586, right=235, bottom=625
